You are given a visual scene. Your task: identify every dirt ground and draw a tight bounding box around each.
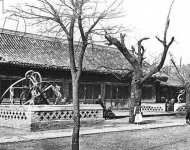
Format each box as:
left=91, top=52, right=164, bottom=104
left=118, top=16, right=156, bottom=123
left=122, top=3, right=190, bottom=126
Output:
left=1, top=125, right=190, bottom=150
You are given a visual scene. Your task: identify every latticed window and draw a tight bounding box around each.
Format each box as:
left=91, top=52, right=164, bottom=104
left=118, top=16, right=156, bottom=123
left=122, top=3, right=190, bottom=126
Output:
left=79, top=84, right=85, bottom=99
left=93, top=84, right=101, bottom=99
left=142, top=86, right=153, bottom=99
left=81, top=83, right=101, bottom=100
left=105, top=85, right=112, bottom=99
left=118, top=86, right=130, bottom=99
left=69, top=82, right=101, bottom=103
left=105, top=84, right=130, bottom=100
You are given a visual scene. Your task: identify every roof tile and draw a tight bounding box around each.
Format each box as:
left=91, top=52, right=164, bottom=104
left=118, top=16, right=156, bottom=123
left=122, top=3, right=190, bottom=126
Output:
left=0, top=28, right=131, bottom=74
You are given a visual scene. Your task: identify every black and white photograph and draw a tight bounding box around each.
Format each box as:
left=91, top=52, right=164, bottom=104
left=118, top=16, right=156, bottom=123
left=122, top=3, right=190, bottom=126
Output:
left=0, top=0, right=189, bottom=149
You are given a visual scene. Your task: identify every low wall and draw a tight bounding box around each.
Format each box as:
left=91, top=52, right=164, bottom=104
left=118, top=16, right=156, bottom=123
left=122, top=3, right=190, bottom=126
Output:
left=0, top=105, right=32, bottom=129
left=174, top=103, right=186, bottom=114
left=141, top=103, right=165, bottom=112
left=0, top=104, right=103, bottom=131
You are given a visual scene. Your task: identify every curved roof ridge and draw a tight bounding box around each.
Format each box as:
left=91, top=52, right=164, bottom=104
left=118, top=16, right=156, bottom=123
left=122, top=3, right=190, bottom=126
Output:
left=0, top=28, right=63, bottom=43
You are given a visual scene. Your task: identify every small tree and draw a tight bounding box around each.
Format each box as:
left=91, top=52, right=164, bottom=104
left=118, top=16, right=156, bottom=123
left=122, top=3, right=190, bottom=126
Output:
left=170, top=55, right=190, bottom=105
left=105, top=1, right=175, bottom=123
left=11, top=0, right=122, bottom=149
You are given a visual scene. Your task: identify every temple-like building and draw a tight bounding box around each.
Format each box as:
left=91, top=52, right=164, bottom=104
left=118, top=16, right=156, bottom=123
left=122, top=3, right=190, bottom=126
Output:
left=0, top=28, right=183, bottom=110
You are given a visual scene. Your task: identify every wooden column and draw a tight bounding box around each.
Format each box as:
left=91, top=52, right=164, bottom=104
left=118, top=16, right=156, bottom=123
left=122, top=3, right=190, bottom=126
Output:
left=100, top=83, right=105, bottom=103
left=155, top=83, right=161, bottom=103
left=152, top=85, right=156, bottom=103
left=63, top=81, right=70, bottom=99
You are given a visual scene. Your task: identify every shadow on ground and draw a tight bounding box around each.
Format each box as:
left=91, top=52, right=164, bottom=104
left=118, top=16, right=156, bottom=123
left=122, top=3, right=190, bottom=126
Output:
left=140, top=120, right=157, bottom=124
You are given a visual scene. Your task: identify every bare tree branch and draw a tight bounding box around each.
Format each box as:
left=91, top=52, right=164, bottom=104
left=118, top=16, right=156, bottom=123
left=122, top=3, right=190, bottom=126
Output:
left=170, top=57, right=186, bottom=84
left=105, top=33, right=139, bottom=69
left=137, top=37, right=149, bottom=66
left=155, top=36, right=163, bottom=44
left=77, top=1, right=86, bottom=41
left=141, top=0, right=175, bottom=83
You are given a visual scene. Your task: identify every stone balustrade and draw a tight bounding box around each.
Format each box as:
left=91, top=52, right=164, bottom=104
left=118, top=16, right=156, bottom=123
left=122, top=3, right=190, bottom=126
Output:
left=0, top=104, right=103, bottom=131
left=141, top=103, right=165, bottom=112
left=174, top=103, right=186, bottom=113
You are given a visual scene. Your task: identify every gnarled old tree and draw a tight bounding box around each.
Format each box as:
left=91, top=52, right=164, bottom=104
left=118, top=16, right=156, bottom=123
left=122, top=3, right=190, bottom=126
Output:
left=105, top=1, right=175, bottom=123
left=170, top=55, right=190, bottom=106
left=11, top=0, right=122, bottom=149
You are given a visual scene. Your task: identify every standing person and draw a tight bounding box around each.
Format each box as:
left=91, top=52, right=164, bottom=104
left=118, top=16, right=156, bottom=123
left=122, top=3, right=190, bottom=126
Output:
left=95, top=95, right=106, bottom=118
left=134, top=106, right=143, bottom=125
left=165, top=98, right=169, bottom=112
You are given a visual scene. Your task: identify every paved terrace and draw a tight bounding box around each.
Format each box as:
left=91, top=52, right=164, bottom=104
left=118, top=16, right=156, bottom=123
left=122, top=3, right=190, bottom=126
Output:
left=0, top=113, right=186, bottom=144
left=113, top=110, right=177, bottom=117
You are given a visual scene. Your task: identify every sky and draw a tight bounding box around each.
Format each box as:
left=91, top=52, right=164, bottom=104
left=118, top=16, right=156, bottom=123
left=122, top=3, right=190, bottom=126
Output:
left=0, top=0, right=189, bottom=65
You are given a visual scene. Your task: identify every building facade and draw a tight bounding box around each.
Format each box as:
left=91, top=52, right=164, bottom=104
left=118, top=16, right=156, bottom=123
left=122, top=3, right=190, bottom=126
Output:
left=0, top=28, right=181, bottom=110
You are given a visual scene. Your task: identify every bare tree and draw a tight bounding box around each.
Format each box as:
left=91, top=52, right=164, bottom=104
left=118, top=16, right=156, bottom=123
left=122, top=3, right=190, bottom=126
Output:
left=105, top=1, right=175, bottom=123
left=10, top=0, right=122, bottom=149
left=170, top=54, right=190, bottom=105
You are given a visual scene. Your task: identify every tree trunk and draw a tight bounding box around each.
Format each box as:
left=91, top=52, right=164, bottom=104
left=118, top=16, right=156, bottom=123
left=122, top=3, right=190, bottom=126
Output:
left=129, top=71, right=142, bottom=123
left=72, top=79, right=80, bottom=150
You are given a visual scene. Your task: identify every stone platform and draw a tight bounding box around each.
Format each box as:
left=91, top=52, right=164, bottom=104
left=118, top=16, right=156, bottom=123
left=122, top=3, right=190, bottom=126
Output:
left=0, top=104, right=103, bottom=131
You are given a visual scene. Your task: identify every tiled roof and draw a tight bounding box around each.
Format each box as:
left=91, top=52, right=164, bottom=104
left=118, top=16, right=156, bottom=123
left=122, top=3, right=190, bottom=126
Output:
left=160, top=77, right=183, bottom=87
left=152, top=72, right=182, bottom=87
left=0, top=28, right=132, bottom=74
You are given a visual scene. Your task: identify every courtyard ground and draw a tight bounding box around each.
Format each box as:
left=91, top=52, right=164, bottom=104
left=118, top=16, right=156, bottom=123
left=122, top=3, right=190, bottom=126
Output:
left=0, top=114, right=185, bottom=144
left=0, top=114, right=187, bottom=150
left=1, top=125, right=190, bottom=150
